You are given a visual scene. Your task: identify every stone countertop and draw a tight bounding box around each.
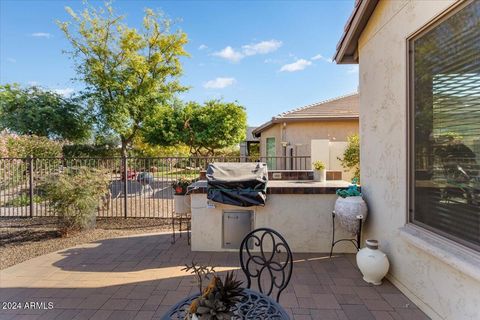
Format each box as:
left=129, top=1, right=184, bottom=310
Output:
left=188, top=180, right=350, bottom=195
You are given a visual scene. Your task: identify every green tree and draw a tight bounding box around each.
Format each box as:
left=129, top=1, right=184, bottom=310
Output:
left=58, top=3, right=189, bottom=156
left=144, top=100, right=247, bottom=156
left=0, top=84, right=92, bottom=142
left=338, top=134, right=360, bottom=182
left=131, top=135, right=190, bottom=157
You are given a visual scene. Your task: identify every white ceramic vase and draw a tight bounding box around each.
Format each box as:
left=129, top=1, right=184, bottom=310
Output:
left=174, top=194, right=191, bottom=214
left=313, top=169, right=326, bottom=182
left=356, top=239, right=390, bottom=285
left=334, top=196, right=368, bottom=234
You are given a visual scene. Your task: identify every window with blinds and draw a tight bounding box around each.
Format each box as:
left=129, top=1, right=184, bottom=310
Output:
left=409, top=0, right=480, bottom=251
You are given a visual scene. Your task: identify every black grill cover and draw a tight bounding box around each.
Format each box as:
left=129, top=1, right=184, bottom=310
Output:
left=207, top=162, right=268, bottom=207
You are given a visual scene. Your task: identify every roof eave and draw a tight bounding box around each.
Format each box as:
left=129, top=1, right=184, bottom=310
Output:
left=252, top=116, right=359, bottom=137
left=334, top=0, right=379, bottom=64
left=252, top=120, right=275, bottom=137
left=277, top=116, right=359, bottom=122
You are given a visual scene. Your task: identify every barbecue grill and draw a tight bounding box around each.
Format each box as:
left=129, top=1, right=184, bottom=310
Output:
left=206, top=162, right=268, bottom=207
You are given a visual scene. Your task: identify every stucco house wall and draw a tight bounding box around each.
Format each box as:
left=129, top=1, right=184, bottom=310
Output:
left=259, top=120, right=358, bottom=157
left=258, top=120, right=358, bottom=178
left=357, top=1, right=479, bottom=319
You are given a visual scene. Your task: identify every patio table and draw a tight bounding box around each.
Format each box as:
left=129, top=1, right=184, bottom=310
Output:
left=161, top=288, right=290, bottom=320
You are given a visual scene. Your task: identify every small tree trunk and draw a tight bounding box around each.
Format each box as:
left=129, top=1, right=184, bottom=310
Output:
left=121, top=138, right=128, bottom=157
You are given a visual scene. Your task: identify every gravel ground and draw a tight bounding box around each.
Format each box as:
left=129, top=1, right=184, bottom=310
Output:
left=0, top=217, right=175, bottom=270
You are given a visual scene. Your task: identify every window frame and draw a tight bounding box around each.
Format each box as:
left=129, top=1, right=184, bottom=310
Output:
left=406, top=0, right=480, bottom=252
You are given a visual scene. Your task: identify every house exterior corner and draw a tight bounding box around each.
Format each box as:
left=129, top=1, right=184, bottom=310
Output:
left=346, top=0, right=480, bottom=319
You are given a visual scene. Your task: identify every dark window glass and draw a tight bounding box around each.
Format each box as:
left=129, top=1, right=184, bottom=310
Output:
left=410, top=1, right=480, bottom=250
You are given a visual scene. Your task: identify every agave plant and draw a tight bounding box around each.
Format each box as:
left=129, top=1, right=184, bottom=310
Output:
left=216, top=272, right=243, bottom=310
left=186, top=271, right=244, bottom=320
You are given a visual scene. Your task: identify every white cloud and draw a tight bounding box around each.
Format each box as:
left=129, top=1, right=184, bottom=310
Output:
left=198, top=44, right=208, bottom=50
left=279, top=59, right=312, bottom=72
left=311, top=54, right=332, bottom=63
left=213, top=39, right=282, bottom=62
left=53, top=88, right=75, bottom=97
left=347, top=65, right=359, bottom=74
left=31, top=32, right=52, bottom=39
left=203, top=77, right=236, bottom=89
left=242, top=40, right=282, bottom=56
left=212, top=46, right=244, bottom=62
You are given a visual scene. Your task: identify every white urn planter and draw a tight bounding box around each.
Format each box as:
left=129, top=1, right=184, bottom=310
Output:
left=356, top=239, right=390, bottom=285
left=313, top=169, right=326, bottom=182
left=174, top=194, right=191, bottom=214
left=334, top=196, right=368, bottom=234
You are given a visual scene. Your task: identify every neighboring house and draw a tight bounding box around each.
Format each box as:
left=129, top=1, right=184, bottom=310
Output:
left=252, top=93, right=359, bottom=180
left=335, top=1, right=479, bottom=320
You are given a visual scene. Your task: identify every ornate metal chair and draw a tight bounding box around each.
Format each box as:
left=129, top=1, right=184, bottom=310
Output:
left=239, top=228, right=293, bottom=302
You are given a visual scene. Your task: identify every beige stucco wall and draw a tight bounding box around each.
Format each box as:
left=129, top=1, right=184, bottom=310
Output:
left=258, top=120, right=358, bottom=158
left=191, top=193, right=356, bottom=253
left=358, top=1, right=480, bottom=320
left=258, top=120, right=358, bottom=175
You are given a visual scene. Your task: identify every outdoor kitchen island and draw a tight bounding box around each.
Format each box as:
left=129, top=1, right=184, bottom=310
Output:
left=188, top=178, right=356, bottom=253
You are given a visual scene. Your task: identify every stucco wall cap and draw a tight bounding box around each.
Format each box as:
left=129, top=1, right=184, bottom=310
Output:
left=400, top=224, right=480, bottom=283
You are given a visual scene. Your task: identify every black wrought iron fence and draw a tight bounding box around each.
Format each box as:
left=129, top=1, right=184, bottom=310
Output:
left=0, top=155, right=310, bottom=218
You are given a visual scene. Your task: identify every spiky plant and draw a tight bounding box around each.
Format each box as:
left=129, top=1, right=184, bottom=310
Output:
left=186, top=272, right=244, bottom=320
left=216, top=272, right=243, bottom=309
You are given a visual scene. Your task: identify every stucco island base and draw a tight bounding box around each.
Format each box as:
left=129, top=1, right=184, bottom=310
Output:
left=190, top=181, right=358, bottom=253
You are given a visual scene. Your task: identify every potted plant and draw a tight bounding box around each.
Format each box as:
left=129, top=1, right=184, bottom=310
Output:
left=182, top=262, right=243, bottom=320
left=334, top=178, right=368, bottom=234
left=172, top=177, right=193, bottom=214
left=312, top=160, right=326, bottom=182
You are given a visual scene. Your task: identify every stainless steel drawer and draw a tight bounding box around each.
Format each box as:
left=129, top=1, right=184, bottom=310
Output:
left=223, top=210, right=253, bottom=249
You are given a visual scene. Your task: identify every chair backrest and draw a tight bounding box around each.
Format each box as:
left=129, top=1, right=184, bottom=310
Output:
left=239, top=228, right=293, bottom=302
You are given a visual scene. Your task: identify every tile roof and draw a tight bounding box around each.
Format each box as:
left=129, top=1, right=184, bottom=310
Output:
left=252, top=93, right=359, bottom=136
left=275, top=92, right=359, bottom=120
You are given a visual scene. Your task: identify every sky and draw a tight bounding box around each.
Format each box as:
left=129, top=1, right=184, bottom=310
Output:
left=0, top=0, right=358, bottom=126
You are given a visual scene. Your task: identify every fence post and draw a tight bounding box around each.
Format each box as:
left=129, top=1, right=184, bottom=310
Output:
left=28, top=155, right=34, bottom=218
left=123, top=155, right=128, bottom=218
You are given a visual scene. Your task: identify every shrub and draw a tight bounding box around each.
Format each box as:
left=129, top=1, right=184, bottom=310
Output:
left=6, top=134, right=63, bottom=158
left=3, top=193, right=43, bottom=207
left=1, top=131, right=63, bottom=190
left=62, top=143, right=120, bottom=158
left=41, top=167, right=109, bottom=235
left=338, top=134, right=360, bottom=182
left=214, top=146, right=241, bottom=157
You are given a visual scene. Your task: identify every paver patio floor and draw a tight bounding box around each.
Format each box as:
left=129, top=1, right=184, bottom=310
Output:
left=0, top=232, right=429, bottom=320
